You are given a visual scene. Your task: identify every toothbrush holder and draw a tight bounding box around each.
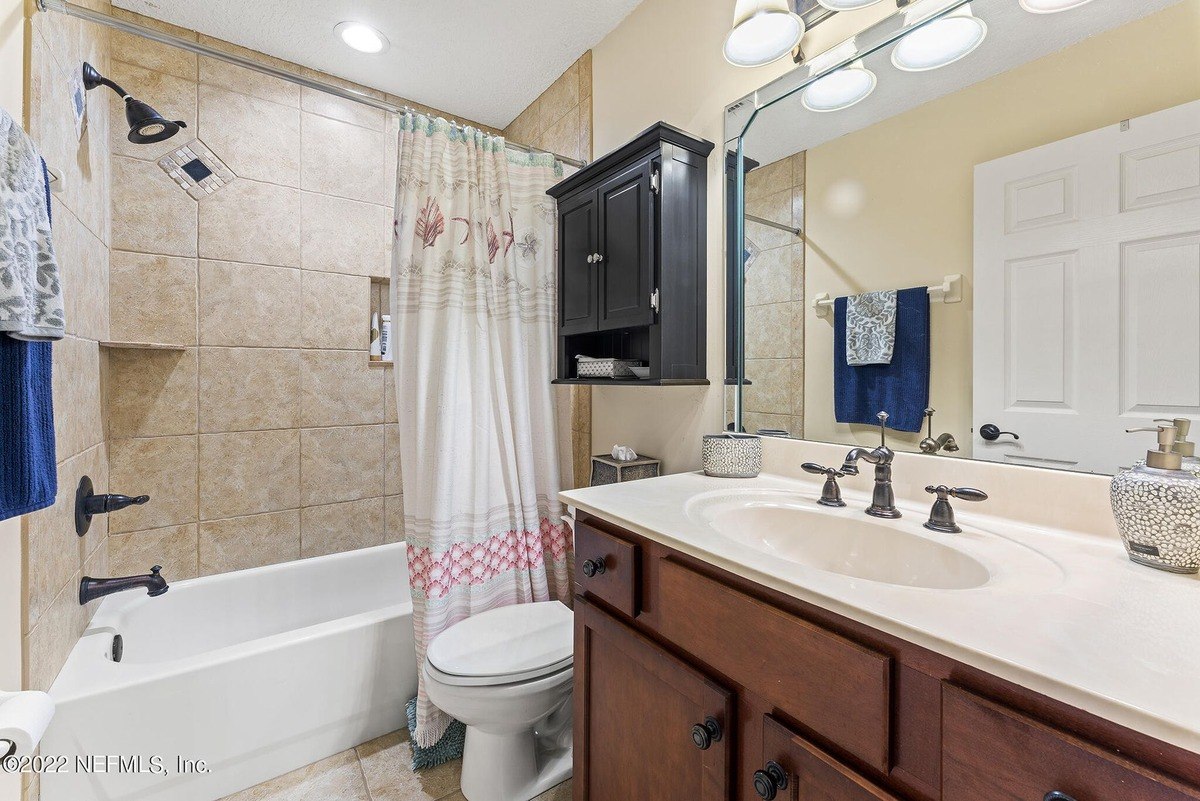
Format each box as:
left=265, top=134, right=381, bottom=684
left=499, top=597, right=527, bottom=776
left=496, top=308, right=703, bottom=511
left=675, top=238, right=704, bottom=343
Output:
left=702, top=433, right=762, bottom=478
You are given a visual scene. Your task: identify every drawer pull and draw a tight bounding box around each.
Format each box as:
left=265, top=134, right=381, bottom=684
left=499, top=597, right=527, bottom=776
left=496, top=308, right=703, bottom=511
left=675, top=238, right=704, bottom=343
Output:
left=690, top=717, right=723, bottom=750
left=752, top=761, right=788, bottom=800
left=581, top=557, right=607, bottom=577
left=1044, top=793, right=1077, bottom=801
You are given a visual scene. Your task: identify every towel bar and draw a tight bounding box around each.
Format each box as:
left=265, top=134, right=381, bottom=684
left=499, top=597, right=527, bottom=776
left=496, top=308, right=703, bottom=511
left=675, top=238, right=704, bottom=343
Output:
left=812, top=274, right=962, bottom=320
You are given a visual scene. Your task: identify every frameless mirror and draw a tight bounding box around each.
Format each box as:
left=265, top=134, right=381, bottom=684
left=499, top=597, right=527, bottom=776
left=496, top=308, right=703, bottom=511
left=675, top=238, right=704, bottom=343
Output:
left=727, top=0, right=1200, bottom=475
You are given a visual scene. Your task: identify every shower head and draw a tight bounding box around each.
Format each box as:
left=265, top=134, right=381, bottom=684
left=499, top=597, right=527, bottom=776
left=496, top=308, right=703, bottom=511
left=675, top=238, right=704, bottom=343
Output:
left=82, top=62, right=187, bottom=145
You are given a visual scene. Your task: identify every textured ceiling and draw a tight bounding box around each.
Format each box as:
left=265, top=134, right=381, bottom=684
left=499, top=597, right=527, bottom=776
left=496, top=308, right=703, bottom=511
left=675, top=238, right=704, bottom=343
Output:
left=110, top=0, right=644, bottom=128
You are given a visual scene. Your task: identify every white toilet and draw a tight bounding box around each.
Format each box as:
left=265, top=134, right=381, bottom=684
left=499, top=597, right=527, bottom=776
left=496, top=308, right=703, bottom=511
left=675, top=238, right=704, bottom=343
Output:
left=423, top=600, right=574, bottom=801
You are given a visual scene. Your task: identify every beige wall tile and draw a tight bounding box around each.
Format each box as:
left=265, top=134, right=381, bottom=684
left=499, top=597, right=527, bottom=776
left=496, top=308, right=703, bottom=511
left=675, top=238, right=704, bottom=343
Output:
left=745, top=188, right=793, bottom=250
left=111, top=156, right=198, bottom=257
left=109, top=251, right=197, bottom=346
left=383, top=424, right=402, bottom=496
left=300, top=86, right=386, bottom=131
left=51, top=335, right=103, bottom=461
left=541, top=106, right=583, bottom=164
left=108, top=435, right=199, bottom=533
left=300, top=350, right=385, bottom=427
left=24, top=571, right=88, bottom=691
left=745, top=157, right=791, bottom=201
left=198, top=347, right=300, bottom=432
left=110, top=27, right=197, bottom=80
left=198, top=55, right=300, bottom=107
left=199, top=429, right=300, bottom=519
left=384, top=373, right=398, bottom=424
left=198, top=260, right=299, bottom=347
left=300, top=498, right=384, bottom=559
left=105, top=347, right=198, bottom=438
left=54, top=206, right=109, bottom=341
left=744, top=245, right=792, bottom=308
left=300, top=113, right=387, bottom=205
left=301, top=271, right=369, bottom=349
left=383, top=495, right=404, bottom=545
left=578, top=52, right=593, bottom=102
left=300, top=192, right=390, bottom=277
left=199, top=510, right=301, bottom=576
left=198, top=84, right=301, bottom=186
left=198, top=178, right=301, bottom=267
left=745, top=302, right=798, bottom=360
left=743, top=359, right=791, bottom=415
left=537, top=63, right=580, bottom=134
left=300, top=425, right=385, bottom=505
left=109, top=524, right=198, bottom=581
left=108, top=62, right=197, bottom=161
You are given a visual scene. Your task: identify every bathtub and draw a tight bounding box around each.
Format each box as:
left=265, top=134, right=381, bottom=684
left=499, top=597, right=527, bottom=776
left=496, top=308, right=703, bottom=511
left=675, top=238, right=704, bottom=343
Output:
left=41, top=542, right=416, bottom=801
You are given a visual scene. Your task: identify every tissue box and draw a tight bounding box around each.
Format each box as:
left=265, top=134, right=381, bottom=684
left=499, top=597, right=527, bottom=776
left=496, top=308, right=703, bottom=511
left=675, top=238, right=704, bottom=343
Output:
left=590, top=455, right=661, bottom=486
left=702, top=434, right=762, bottom=478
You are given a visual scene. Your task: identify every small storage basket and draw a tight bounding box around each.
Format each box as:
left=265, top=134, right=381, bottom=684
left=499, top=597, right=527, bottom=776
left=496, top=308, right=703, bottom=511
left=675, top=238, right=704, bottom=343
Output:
left=576, top=356, right=642, bottom=379
left=702, top=433, right=763, bottom=478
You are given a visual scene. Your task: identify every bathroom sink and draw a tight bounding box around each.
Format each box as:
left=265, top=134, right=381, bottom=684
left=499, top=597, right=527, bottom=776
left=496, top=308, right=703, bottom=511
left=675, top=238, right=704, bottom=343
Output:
left=685, top=490, right=1056, bottom=590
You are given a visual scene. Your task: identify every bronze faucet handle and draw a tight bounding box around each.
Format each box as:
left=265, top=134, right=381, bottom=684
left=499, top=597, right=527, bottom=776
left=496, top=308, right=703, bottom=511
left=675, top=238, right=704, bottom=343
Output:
left=803, top=463, right=847, bottom=508
left=923, top=486, right=988, bottom=533
left=802, top=462, right=843, bottom=479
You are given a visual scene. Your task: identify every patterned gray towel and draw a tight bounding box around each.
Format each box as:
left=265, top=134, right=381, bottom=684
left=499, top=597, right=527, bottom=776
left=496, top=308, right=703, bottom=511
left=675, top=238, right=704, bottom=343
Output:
left=0, top=108, right=64, bottom=341
left=845, top=289, right=896, bottom=366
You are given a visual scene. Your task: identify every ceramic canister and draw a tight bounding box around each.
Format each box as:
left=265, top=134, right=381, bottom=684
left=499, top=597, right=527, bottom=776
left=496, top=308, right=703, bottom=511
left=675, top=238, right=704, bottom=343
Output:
left=702, top=434, right=762, bottom=478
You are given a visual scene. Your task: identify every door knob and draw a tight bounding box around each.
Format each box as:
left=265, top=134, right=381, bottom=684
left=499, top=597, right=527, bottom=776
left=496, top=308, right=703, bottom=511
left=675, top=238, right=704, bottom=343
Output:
left=690, top=717, right=722, bottom=750
left=752, top=761, right=788, bottom=800
left=581, top=557, right=607, bottom=578
left=980, top=423, right=1019, bottom=441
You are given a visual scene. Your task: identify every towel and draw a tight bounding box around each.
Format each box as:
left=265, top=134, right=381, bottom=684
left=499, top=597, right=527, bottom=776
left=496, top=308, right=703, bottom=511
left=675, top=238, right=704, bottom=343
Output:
left=845, top=289, right=897, bottom=366
left=834, top=286, right=930, bottom=433
left=0, top=107, right=64, bottom=341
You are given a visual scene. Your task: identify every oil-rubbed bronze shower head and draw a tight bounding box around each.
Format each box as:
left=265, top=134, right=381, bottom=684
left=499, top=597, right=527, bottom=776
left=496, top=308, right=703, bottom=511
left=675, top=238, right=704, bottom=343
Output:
left=82, top=61, right=187, bottom=144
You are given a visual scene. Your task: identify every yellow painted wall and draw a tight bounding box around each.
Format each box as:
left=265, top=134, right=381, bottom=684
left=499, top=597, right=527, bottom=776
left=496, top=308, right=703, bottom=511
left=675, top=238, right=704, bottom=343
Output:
left=802, top=0, right=1200, bottom=454
left=589, top=0, right=892, bottom=472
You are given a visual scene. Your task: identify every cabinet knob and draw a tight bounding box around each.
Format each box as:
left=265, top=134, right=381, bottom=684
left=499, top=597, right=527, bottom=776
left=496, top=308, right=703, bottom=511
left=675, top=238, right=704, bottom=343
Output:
left=690, top=717, right=722, bottom=750
left=594, top=252, right=604, bottom=263
left=581, top=557, right=607, bottom=578
left=586, top=254, right=595, bottom=264
left=1044, top=793, right=1077, bottom=801
left=752, top=762, right=788, bottom=800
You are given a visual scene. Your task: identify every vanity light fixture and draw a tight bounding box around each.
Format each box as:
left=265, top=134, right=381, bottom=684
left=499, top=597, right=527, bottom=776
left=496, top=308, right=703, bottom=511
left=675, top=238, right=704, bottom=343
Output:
left=1019, top=0, right=1097, bottom=12
left=891, top=3, right=987, bottom=73
left=335, top=21, right=390, bottom=54
left=723, top=0, right=806, bottom=68
left=815, top=0, right=887, bottom=10
left=802, top=60, right=876, bottom=112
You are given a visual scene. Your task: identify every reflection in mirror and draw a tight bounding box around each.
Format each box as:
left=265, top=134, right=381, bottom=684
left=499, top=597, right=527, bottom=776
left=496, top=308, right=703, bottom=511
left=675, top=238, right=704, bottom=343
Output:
left=729, top=0, right=1200, bottom=475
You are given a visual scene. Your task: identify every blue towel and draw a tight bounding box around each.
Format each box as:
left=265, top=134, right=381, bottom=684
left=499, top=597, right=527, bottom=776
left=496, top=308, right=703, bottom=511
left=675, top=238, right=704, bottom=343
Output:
left=0, top=157, right=58, bottom=520
left=834, top=286, right=930, bottom=433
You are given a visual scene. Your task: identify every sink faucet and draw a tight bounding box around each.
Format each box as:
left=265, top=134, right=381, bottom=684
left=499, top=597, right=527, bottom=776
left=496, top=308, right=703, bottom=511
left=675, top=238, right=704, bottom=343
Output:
left=841, top=412, right=901, bottom=519
left=79, top=565, right=168, bottom=606
left=918, top=408, right=960, bottom=455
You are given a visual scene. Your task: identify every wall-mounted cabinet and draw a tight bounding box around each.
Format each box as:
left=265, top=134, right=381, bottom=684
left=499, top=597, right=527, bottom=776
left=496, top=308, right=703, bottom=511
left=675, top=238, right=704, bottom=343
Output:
left=548, top=122, right=713, bottom=385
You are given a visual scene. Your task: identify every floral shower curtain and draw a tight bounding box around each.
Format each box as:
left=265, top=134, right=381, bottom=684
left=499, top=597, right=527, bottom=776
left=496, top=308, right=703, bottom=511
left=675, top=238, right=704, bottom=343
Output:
left=391, top=112, right=573, bottom=747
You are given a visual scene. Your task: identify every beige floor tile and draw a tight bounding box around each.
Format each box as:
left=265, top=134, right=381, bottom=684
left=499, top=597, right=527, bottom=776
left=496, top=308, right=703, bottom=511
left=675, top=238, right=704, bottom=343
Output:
left=198, top=260, right=300, bottom=348
left=106, top=347, right=199, bottom=439
left=218, top=749, right=369, bottom=801
left=108, top=435, right=198, bottom=533
left=199, top=510, right=301, bottom=576
left=109, top=524, right=199, bottom=581
left=533, top=780, right=573, bottom=801
left=198, top=429, right=300, bottom=519
left=300, top=498, right=384, bottom=558
left=198, top=347, right=300, bottom=433
left=299, top=425, right=385, bottom=505
left=355, top=730, right=462, bottom=801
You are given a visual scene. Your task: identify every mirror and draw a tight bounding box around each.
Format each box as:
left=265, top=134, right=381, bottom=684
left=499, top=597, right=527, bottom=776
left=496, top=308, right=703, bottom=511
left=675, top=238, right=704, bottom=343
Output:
left=727, top=0, right=1200, bottom=475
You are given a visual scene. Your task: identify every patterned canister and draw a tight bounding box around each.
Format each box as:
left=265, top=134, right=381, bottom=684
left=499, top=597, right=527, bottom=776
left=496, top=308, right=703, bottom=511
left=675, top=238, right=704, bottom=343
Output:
left=1111, top=425, right=1200, bottom=573
left=702, top=434, right=762, bottom=478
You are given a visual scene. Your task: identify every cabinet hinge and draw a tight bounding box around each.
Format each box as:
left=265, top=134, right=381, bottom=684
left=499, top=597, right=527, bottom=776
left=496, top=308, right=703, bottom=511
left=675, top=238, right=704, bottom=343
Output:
left=650, top=288, right=660, bottom=313
left=650, top=168, right=660, bottom=195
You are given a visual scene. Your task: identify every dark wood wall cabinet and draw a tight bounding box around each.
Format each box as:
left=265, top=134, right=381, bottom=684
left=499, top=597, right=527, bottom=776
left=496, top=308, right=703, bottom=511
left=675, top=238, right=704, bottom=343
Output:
left=548, top=122, right=713, bottom=385
left=571, top=513, right=1200, bottom=801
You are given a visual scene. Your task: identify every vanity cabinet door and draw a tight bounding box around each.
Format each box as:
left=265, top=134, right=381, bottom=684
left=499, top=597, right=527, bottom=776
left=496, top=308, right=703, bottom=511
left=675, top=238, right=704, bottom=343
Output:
left=596, top=159, right=656, bottom=331
left=558, top=190, right=599, bottom=336
left=575, top=598, right=733, bottom=801
left=755, top=716, right=900, bottom=801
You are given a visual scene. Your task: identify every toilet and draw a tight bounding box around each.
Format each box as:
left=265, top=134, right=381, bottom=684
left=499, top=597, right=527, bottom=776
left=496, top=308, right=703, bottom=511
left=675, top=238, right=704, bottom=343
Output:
left=423, top=600, right=574, bottom=801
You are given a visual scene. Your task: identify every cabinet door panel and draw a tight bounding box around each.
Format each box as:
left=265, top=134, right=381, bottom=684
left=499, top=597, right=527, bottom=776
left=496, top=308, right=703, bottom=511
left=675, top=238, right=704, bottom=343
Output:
left=559, top=191, right=598, bottom=336
left=758, top=716, right=900, bottom=801
left=597, top=161, right=655, bottom=331
left=575, top=598, right=733, bottom=801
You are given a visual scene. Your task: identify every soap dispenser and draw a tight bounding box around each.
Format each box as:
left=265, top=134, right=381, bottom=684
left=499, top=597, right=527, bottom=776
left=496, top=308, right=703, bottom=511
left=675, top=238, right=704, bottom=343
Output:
left=1110, top=425, right=1200, bottom=573
left=1156, top=417, right=1199, bottom=474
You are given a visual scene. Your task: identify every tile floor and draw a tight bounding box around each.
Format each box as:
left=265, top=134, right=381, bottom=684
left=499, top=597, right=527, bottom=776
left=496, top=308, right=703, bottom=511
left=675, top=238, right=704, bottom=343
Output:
left=219, top=729, right=571, bottom=801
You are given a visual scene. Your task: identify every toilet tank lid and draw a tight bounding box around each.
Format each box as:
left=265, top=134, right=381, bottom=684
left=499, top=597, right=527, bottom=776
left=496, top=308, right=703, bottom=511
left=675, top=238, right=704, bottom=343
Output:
left=427, top=601, right=573, bottom=679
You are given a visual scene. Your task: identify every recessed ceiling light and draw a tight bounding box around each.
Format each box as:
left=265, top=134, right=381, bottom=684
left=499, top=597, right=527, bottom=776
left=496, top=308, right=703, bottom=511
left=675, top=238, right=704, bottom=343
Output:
left=815, top=0, right=886, bottom=10
left=891, top=4, right=987, bottom=72
left=1019, top=0, right=1096, bottom=12
left=335, top=21, right=389, bottom=54
left=723, top=0, right=806, bottom=68
left=802, top=61, right=877, bottom=112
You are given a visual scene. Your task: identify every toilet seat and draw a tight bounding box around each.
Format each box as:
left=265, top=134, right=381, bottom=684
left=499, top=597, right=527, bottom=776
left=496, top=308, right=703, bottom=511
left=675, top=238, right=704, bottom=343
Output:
left=427, top=601, right=573, bottom=687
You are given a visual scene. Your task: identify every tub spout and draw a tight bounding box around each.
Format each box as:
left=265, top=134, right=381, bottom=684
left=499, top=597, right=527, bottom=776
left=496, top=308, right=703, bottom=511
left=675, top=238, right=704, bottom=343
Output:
left=80, top=565, right=168, bottom=606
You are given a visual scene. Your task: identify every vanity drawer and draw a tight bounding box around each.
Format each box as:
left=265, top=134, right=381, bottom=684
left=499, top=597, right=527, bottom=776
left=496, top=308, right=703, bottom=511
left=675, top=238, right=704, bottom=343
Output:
left=574, top=520, right=640, bottom=618
left=760, top=715, right=901, bottom=801
left=942, top=685, right=1200, bottom=801
left=655, top=559, right=891, bottom=773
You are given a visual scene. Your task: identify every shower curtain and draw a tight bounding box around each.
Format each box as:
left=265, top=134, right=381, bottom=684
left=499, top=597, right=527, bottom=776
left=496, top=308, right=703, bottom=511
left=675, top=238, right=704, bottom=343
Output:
left=390, top=112, right=573, bottom=747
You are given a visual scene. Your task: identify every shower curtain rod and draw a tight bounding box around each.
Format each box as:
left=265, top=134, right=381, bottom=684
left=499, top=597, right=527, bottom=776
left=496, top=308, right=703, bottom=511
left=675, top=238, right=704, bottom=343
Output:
left=34, top=0, right=588, bottom=169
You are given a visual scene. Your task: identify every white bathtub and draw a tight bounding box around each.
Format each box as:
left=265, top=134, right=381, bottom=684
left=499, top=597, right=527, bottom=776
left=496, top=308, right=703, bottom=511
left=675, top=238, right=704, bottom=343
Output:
left=41, top=542, right=416, bottom=801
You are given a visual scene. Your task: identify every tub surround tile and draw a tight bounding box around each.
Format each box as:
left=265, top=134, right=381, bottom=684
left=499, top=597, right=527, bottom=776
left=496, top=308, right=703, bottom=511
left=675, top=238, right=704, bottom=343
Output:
left=384, top=495, right=405, bottom=544
left=199, top=347, right=300, bottom=433
left=300, top=350, right=385, bottom=427
left=198, top=84, right=302, bottom=186
left=199, top=429, right=301, bottom=519
left=105, top=347, right=199, bottom=438
left=198, top=261, right=300, bottom=348
left=199, top=510, right=301, bottom=576
left=300, top=113, right=386, bottom=205
left=300, top=193, right=390, bottom=277
left=300, top=498, right=384, bottom=558
left=300, top=425, right=385, bottom=505
left=743, top=359, right=792, bottom=416
left=109, top=250, right=198, bottom=346
left=384, top=424, right=402, bottom=496
left=356, top=730, right=461, bottom=801
left=54, top=207, right=109, bottom=341
left=301, top=271, right=369, bottom=349
left=218, top=748, right=369, bottom=801
left=111, top=156, right=198, bottom=257
left=110, top=26, right=197, bottom=80
left=745, top=156, right=792, bottom=201
left=109, top=524, right=199, bottom=582
left=199, top=179, right=301, bottom=267
left=108, top=435, right=199, bottom=533
left=198, top=53, right=301, bottom=107
left=108, top=61, right=197, bottom=161
left=300, top=85, right=386, bottom=131
left=745, top=245, right=793, bottom=309
left=51, top=336, right=103, bottom=461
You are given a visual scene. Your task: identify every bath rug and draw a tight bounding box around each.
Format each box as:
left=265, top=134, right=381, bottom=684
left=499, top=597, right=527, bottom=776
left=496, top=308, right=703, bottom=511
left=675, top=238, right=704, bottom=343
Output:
left=405, top=697, right=465, bottom=770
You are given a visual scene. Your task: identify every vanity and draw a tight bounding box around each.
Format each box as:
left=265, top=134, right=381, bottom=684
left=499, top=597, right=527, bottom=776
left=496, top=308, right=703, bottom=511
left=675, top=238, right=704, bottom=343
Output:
left=561, top=445, right=1200, bottom=801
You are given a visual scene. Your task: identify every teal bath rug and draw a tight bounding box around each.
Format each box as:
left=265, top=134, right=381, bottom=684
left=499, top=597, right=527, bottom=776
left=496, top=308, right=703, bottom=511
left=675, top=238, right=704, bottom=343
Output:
left=406, top=698, right=466, bottom=770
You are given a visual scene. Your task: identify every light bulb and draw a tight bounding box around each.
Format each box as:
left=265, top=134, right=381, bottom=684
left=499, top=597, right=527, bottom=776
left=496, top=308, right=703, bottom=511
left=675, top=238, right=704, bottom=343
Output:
left=891, top=6, right=987, bottom=72
left=336, top=22, right=389, bottom=54
left=802, top=62, right=876, bottom=112
left=723, top=0, right=806, bottom=67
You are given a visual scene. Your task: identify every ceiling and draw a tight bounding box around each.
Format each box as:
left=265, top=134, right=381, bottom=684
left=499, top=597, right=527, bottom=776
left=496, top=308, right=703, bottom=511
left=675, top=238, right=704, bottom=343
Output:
left=111, top=0, right=644, bottom=128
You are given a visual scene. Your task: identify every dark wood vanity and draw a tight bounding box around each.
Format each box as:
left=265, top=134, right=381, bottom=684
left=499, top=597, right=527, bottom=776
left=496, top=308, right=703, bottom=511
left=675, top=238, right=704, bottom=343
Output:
left=571, top=512, right=1200, bottom=801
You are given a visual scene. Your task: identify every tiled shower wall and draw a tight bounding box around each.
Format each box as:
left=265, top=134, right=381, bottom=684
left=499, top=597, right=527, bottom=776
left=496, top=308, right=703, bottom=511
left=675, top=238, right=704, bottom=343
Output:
left=504, top=53, right=594, bottom=488
left=98, top=12, right=505, bottom=582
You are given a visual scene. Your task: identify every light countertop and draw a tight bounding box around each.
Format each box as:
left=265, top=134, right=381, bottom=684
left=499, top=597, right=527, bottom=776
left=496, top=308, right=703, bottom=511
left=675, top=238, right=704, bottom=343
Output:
left=561, top=470, right=1200, bottom=755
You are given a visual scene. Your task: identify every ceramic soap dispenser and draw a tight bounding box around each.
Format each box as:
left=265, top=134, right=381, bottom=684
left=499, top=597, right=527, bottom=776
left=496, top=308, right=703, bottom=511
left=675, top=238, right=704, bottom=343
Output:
left=1156, top=417, right=1200, bottom=474
left=1111, top=425, right=1200, bottom=573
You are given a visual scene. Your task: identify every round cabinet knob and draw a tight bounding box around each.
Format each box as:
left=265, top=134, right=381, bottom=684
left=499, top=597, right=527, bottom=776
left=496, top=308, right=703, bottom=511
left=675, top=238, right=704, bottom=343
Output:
left=594, top=253, right=604, bottom=262
left=980, top=424, right=1020, bottom=441
left=586, top=254, right=595, bottom=264
left=581, top=558, right=606, bottom=578
left=690, top=717, right=722, bottom=750
left=752, top=762, right=788, bottom=800
left=1044, top=793, right=1077, bottom=801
